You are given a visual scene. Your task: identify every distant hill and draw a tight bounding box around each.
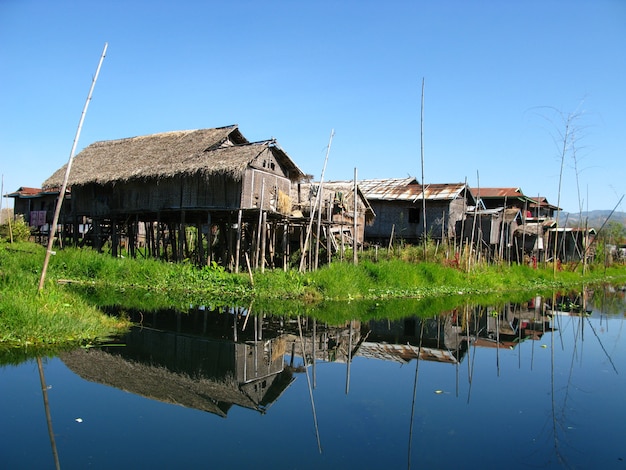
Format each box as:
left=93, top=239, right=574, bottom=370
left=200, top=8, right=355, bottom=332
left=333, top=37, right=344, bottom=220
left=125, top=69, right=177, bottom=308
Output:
left=558, top=210, right=626, bottom=230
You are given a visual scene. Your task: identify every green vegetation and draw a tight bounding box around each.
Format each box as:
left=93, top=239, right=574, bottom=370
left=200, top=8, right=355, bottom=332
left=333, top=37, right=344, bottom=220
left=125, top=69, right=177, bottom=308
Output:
left=0, top=243, right=131, bottom=351
left=0, top=217, right=32, bottom=242
left=1, top=240, right=625, bottom=353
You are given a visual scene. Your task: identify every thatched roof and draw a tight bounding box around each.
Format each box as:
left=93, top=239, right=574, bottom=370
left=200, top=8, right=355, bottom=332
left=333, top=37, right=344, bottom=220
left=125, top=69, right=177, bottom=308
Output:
left=60, top=347, right=292, bottom=418
left=42, top=125, right=304, bottom=189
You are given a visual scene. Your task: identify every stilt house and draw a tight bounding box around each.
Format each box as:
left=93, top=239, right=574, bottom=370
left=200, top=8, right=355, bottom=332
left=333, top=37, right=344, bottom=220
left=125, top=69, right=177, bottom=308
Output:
left=460, top=207, right=524, bottom=261
left=470, top=187, right=530, bottom=211
left=42, top=125, right=305, bottom=268
left=290, top=181, right=375, bottom=253
left=5, top=186, right=70, bottom=239
left=356, top=178, right=475, bottom=245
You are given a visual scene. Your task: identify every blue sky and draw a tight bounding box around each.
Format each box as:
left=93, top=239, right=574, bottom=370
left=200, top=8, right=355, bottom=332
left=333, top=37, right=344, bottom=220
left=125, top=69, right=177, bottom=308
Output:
left=1, top=0, right=624, bottom=212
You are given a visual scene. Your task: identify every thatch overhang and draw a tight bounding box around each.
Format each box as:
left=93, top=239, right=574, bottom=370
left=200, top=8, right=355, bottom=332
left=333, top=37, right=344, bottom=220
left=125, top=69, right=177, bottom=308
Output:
left=42, top=125, right=304, bottom=189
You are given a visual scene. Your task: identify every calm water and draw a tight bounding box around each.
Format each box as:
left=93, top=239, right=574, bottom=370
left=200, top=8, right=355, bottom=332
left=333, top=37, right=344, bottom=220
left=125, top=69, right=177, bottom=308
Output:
left=2, top=288, right=625, bottom=470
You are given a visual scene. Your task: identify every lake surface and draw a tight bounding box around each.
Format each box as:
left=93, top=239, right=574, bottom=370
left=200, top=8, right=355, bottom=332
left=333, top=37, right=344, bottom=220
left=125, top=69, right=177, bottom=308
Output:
left=2, top=287, right=625, bottom=469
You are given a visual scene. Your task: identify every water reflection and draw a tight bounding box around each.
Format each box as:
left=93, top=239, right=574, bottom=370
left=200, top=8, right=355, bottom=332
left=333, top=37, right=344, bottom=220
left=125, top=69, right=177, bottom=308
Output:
left=62, top=308, right=294, bottom=418
left=3, top=286, right=624, bottom=469
left=60, top=293, right=575, bottom=415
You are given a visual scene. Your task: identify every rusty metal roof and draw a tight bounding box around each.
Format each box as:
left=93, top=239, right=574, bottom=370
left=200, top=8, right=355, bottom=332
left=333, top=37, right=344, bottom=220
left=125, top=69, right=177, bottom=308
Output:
left=354, top=178, right=472, bottom=203
left=5, top=186, right=64, bottom=198
left=470, top=187, right=525, bottom=199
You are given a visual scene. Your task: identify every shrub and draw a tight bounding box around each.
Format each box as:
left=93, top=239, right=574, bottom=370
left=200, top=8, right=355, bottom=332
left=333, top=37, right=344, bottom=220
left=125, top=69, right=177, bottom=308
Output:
left=0, top=218, right=32, bottom=243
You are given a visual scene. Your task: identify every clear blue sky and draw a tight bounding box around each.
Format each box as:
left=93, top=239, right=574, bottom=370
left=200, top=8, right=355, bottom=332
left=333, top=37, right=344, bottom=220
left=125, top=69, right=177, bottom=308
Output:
left=1, top=0, right=624, bottom=213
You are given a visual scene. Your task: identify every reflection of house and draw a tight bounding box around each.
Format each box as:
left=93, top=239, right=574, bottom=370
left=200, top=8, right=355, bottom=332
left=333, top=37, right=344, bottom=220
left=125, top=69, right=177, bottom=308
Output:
left=356, top=178, right=475, bottom=244
left=61, top=307, right=294, bottom=418
left=42, top=125, right=305, bottom=267
left=359, top=314, right=467, bottom=364
left=282, top=319, right=363, bottom=364
left=467, top=300, right=553, bottom=349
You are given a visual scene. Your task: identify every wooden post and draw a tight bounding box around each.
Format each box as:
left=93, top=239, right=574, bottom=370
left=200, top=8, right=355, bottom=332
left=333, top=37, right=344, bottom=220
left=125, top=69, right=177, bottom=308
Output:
left=314, top=192, right=323, bottom=270
left=235, top=209, right=242, bottom=273
left=260, top=211, right=267, bottom=272
left=255, top=181, right=265, bottom=269
left=206, top=212, right=212, bottom=266
left=327, top=201, right=332, bottom=266
left=111, top=218, right=118, bottom=258
left=179, top=211, right=186, bottom=262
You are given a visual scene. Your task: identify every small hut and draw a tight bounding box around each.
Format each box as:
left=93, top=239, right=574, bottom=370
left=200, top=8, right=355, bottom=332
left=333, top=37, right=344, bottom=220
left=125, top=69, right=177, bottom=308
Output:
left=42, top=125, right=305, bottom=268
left=290, top=180, right=375, bottom=260
left=5, top=186, right=71, bottom=242
left=356, top=178, right=474, bottom=245
left=461, top=207, right=523, bottom=261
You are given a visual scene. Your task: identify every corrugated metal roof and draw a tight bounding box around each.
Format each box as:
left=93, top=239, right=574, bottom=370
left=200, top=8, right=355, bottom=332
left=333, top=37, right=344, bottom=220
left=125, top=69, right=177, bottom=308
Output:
left=6, top=186, right=64, bottom=198
left=351, top=178, right=470, bottom=202
left=356, top=177, right=419, bottom=201
left=470, top=187, right=524, bottom=198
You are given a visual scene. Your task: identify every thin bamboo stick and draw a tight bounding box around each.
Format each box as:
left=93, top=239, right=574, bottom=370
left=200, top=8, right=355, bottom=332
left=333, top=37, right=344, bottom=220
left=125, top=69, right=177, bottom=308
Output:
left=39, top=43, right=108, bottom=291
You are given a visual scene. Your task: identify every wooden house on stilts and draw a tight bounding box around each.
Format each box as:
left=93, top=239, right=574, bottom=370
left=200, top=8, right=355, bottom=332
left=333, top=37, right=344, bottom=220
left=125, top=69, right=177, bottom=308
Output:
left=42, top=125, right=305, bottom=270
left=290, top=181, right=375, bottom=265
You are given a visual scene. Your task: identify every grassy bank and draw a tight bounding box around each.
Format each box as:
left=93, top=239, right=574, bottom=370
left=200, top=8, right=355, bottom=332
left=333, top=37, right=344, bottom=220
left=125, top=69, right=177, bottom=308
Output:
left=1, top=241, right=625, bottom=351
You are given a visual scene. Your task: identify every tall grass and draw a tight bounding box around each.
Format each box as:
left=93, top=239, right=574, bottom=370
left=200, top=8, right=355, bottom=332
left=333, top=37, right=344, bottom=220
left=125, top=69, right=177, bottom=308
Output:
left=0, top=242, right=130, bottom=349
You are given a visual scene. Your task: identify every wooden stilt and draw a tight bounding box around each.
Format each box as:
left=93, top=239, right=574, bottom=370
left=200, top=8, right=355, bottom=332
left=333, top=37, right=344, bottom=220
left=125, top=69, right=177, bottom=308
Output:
left=260, top=211, right=267, bottom=273
left=235, top=209, right=242, bottom=273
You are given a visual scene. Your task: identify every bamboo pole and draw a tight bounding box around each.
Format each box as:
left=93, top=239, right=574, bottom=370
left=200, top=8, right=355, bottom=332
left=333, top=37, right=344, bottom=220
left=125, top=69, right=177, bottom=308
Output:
left=420, top=77, right=427, bottom=261
left=38, top=43, right=107, bottom=291
left=299, top=129, right=334, bottom=272
left=353, top=168, right=358, bottom=264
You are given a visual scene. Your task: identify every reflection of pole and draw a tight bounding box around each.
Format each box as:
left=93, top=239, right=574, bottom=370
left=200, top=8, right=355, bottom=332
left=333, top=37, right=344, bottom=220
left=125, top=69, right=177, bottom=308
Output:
left=298, top=316, right=322, bottom=453
left=37, top=358, right=61, bottom=470
left=496, top=310, right=500, bottom=376
left=407, top=321, right=424, bottom=470
left=312, top=318, right=317, bottom=389
left=345, top=320, right=353, bottom=395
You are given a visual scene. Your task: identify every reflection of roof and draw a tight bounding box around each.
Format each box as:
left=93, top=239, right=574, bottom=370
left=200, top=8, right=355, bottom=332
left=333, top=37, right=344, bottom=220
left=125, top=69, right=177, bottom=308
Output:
left=473, top=338, right=517, bottom=349
left=357, top=342, right=459, bottom=364
left=61, top=345, right=294, bottom=418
